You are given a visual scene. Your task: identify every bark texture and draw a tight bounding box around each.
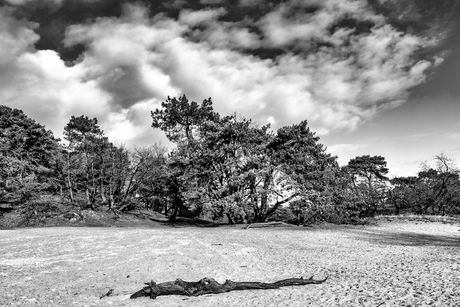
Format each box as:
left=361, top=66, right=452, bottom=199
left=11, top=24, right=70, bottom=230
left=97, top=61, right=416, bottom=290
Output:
left=130, top=276, right=328, bottom=299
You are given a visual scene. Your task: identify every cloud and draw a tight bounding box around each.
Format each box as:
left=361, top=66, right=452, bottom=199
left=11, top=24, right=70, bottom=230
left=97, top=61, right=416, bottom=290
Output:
left=179, top=8, right=227, bottom=26
left=4, top=0, right=62, bottom=5
left=0, top=7, right=117, bottom=141
left=371, top=0, right=459, bottom=37
left=199, top=0, right=226, bottom=5
left=402, top=133, right=435, bottom=140
left=162, top=0, right=188, bottom=10
left=238, top=0, right=263, bottom=7
left=167, top=0, right=440, bottom=133
left=326, top=143, right=367, bottom=168
left=327, top=143, right=367, bottom=153
left=0, top=0, right=448, bottom=149
left=258, top=0, right=383, bottom=48
left=4, top=0, right=29, bottom=4
left=443, top=132, right=460, bottom=140
left=64, top=4, right=182, bottom=109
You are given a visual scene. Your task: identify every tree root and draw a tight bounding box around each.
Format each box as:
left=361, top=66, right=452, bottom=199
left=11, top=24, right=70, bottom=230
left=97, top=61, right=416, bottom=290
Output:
left=130, top=276, right=328, bottom=299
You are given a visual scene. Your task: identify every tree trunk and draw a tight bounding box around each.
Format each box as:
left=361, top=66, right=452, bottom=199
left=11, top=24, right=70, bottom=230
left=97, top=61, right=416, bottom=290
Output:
left=67, top=175, right=74, bottom=204
left=100, top=156, right=107, bottom=204
left=168, top=194, right=181, bottom=222
left=259, top=171, right=273, bottom=221
left=91, top=161, right=96, bottom=205
left=130, top=276, right=327, bottom=300
left=66, top=151, right=75, bottom=204
left=225, top=212, right=235, bottom=224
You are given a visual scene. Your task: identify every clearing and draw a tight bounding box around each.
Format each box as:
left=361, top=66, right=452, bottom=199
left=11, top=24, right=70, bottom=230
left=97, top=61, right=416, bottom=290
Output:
left=1, top=220, right=459, bottom=306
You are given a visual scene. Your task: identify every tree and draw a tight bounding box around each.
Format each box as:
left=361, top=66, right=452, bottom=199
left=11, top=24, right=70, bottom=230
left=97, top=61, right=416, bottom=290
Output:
left=0, top=105, right=60, bottom=206
left=150, top=95, right=340, bottom=223
left=297, top=165, right=366, bottom=225
left=151, top=95, right=218, bottom=143
left=416, top=154, right=460, bottom=215
left=387, top=176, right=418, bottom=215
left=265, top=121, right=338, bottom=223
left=103, top=144, right=131, bottom=210
left=347, top=155, right=390, bottom=217
left=63, top=115, right=109, bottom=208
left=62, top=115, right=136, bottom=210
left=192, top=115, right=274, bottom=222
left=135, top=144, right=170, bottom=213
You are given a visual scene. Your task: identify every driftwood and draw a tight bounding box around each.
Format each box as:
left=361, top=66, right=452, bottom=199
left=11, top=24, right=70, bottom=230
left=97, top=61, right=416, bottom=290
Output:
left=130, top=276, right=327, bottom=299
left=244, top=222, right=296, bottom=229
left=99, top=288, right=113, bottom=299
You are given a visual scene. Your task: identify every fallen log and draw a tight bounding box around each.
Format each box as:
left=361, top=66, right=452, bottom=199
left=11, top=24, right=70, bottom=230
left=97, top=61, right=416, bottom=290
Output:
left=130, top=276, right=328, bottom=299
left=244, top=222, right=296, bottom=229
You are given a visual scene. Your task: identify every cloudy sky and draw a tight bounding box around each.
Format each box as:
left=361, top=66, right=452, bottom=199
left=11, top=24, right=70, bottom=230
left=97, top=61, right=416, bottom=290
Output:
left=1, top=0, right=459, bottom=177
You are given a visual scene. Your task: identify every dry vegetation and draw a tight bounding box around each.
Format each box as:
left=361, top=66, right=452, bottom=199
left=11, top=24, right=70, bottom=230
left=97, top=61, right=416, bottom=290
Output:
left=1, top=219, right=460, bottom=306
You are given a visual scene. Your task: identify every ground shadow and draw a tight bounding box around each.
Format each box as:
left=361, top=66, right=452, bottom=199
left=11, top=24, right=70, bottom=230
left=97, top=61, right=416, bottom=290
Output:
left=354, top=230, right=460, bottom=247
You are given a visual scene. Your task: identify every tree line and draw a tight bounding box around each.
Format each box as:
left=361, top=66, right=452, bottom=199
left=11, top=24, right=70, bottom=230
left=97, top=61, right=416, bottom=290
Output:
left=1, top=96, right=459, bottom=225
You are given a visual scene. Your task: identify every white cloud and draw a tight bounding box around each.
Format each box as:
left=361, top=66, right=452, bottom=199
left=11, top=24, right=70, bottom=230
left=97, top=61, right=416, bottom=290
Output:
left=179, top=8, right=227, bottom=26
left=64, top=4, right=183, bottom=109
left=0, top=7, right=111, bottom=140
left=4, top=0, right=62, bottom=5
left=328, top=143, right=367, bottom=153
left=258, top=0, right=384, bottom=48
left=0, top=0, right=443, bottom=148
left=3, top=0, right=28, bottom=5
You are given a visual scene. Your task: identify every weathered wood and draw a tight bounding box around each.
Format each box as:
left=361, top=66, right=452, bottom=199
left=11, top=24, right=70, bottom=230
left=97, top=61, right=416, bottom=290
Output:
left=130, top=276, right=328, bottom=299
left=244, top=222, right=296, bottom=229
left=99, top=288, right=113, bottom=299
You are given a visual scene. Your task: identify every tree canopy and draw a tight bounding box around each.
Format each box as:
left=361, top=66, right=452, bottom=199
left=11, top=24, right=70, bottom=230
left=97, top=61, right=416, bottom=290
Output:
left=149, top=96, right=340, bottom=222
left=0, top=106, right=60, bottom=205
left=2, top=96, right=460, bottom=226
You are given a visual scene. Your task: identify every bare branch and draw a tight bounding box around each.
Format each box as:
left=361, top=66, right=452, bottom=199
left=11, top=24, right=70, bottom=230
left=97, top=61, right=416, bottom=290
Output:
left=130, top=276, right=328, bottom=300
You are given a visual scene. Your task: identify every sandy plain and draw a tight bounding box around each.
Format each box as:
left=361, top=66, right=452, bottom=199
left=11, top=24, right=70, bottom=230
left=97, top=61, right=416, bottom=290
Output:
left=1, top=221, right=459, bottom=307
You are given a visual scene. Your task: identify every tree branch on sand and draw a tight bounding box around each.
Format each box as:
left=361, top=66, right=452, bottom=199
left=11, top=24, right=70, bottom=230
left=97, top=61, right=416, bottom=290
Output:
left=130, top=276, right=328, bottom=300
left=244, top=221, right=296, bottom=229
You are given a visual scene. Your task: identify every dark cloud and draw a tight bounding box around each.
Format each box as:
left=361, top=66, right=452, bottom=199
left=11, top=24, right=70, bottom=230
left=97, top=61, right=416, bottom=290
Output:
left=0, top=0, right=456, bottom=149
left=410, top=49, right=460, bottom=98
left=367, top=0, right=460, bottom=38
left=97, top=65, right=153, bottom=109
left=367, top=0, right=460, bottom=99
left=3, top=0, right=456, bottom=61
left=3, top=0, right=123, bottom=62
left=329, top=17, right=376, bottom=36
left=0, top=0, right=288, bottom=62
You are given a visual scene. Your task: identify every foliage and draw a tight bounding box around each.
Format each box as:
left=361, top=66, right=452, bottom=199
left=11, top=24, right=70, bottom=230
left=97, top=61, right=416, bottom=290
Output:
left=346, top=155, right=390, bottom=217
left=0, top=106, right=61, bottom=206
left=63, top=115, right=111, bottom=208
left=151, top=95, right=218, bottom=143
left=149, top=96, right=339, bottom=223
left=3, top=100, right=460, bottom=226
left=415, top=154, right=460, bottom=215
left=387, top=176, right=419, bottom=215
left=385, top=154, right=460, bottom=216
left=61, top=115, right=148, bottom=211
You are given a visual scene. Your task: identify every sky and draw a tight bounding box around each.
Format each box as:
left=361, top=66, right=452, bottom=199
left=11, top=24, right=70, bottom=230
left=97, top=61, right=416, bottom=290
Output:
left=1, top=0, right=460, bottom=177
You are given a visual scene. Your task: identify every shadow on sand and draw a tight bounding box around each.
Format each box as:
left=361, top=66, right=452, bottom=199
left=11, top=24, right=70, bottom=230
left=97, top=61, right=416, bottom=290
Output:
left=354, top=229, right=460, bottom=247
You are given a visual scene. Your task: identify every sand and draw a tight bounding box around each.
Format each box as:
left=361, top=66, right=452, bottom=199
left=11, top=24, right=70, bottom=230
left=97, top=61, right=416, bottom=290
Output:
left=1, top=221, right=459, bottom=306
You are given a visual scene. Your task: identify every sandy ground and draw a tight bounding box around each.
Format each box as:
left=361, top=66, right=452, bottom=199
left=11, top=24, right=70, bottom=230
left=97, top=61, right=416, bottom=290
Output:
left=1, top=221, right=459, bottom=307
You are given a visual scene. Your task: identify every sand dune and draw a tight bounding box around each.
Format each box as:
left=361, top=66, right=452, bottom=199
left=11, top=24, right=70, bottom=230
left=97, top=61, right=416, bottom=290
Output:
left=1, top=221, right=459, bottom=306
